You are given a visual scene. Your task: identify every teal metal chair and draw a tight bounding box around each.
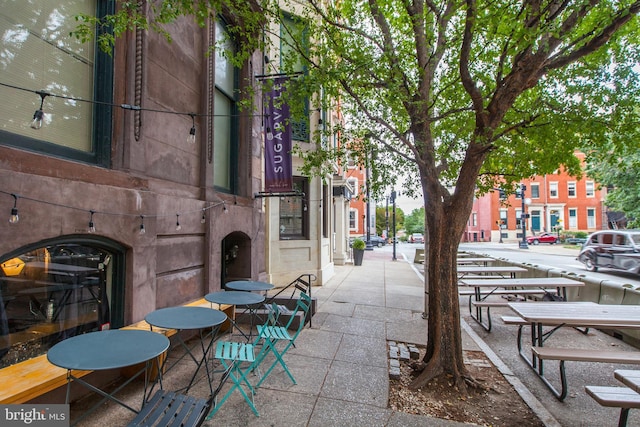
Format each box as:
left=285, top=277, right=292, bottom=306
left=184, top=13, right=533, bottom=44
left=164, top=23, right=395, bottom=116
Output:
left=206, top=307, right=280, bottom=419
left=255, top=292, right=311, bottom=387
left=206, top=341, right=261, bottom=418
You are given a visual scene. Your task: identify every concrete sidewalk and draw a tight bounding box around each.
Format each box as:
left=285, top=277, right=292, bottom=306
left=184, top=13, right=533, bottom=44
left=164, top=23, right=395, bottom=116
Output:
left=74, top=249, right=557, bottom=426
left=200, top=249, right=471, bottom=426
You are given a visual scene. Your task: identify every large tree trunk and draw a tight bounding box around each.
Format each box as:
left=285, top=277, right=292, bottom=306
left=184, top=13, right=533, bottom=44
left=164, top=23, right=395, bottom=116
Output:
left=409, top=146, right=487, bottom=391
left=409, top=203, right=468, bottom=389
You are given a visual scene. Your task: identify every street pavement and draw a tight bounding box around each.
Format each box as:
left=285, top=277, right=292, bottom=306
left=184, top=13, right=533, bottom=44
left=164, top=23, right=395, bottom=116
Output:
left=70, top=243, right=640, bottom=426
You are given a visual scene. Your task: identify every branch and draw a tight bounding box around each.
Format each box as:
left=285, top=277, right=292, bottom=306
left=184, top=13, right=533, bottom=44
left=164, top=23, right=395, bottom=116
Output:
left=546, top=1, right=640, bottom=71
left=368, top=0, right=412, bottom=98
left=460, top=0, right=486, bottom=125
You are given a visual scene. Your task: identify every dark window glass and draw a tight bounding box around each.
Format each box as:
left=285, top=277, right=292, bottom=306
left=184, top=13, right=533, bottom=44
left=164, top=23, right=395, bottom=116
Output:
left=279, top=177, right=309, bottom=239
left=0, top=239, right=124, bottom=368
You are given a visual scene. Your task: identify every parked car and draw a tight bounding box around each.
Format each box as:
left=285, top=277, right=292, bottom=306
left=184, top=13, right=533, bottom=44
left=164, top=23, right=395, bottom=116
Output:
left=578, top=230, right=640, bottom=273
left=349, top=235, right=386, bottom=248
left=565, top=237, right=587, bottom=245
left=409, top=233, right=424, bottom=244
left=526, top=232, right=558, bottom=245
left=368, top=235, right=386, bottom=247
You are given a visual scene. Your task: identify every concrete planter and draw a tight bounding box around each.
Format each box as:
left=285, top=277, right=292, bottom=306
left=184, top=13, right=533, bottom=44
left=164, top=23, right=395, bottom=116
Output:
left=353, top=249, right=365, bottom=266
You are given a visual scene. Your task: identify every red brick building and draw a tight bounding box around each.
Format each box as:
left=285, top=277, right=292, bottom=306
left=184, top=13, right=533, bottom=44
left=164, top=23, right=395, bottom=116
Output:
left=463, top=152, right=607, bottom=242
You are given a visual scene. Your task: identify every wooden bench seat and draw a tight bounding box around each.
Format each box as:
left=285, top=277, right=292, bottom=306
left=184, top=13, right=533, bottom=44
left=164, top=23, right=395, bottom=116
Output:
left=585, top=386, right=640, bottom=427
left=0, top=299, right=232, bottom=405
left=470, top=300, right=510, bottom=307
left=501, top=315, right=528, bottom=325
left=533, top=347, right=640, bottom=364
left=458, top=289, right=550, bottom=297
left=531, top=347, right=640, bottom=401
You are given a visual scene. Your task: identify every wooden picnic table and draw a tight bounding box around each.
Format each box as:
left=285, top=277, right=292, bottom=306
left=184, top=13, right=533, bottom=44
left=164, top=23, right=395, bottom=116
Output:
left=460, top=277, right=583, bottom=332
left=456, top=257, right=495, bottom=265
left=508, top=302, right=640, bottom=400
left=457, top=265, right=527, bottom=279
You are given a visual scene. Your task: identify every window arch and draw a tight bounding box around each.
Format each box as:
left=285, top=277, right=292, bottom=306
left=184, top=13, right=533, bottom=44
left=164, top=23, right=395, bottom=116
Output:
left=0, top=235, right=125, bottom=368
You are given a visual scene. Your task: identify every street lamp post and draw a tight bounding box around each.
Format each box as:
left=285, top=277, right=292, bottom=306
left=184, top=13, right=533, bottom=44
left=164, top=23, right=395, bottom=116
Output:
left=391, top=190, right=397, bottom=260
left=518, top=184, right=529, bottom=249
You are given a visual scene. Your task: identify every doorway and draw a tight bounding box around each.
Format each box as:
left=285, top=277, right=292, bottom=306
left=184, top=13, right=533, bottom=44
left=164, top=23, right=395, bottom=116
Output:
left=221, top=232, right=252, bottom=288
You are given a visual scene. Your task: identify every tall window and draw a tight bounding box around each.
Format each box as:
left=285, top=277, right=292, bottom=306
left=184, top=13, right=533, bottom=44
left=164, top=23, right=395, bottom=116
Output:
left=213, top=18, right=237, bottom=192
left=349, top=209, right=357, bottom=230
left=530, top=183, right=540, bottom=199
left=567, top=182, right=576, bottom=198
left=280, top=13, right=309, bottom=142
left=568, top=208, right=577, bottom=229
left=347, top=177, right=358, bottom=196
left=586, top=181, right=595, bottom=197
left=549, top=182, right=558, bottom=198
left=0, top=1, right=113, bottom=166
left=587, top=208, right=596, bottom=228
left=322, top=184, right=329, bottom=238
left=279, top=177, right=309, bottom=239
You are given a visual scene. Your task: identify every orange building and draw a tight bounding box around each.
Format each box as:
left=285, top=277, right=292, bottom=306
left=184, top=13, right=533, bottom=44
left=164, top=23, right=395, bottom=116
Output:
left=464, top=152, right=607, bottom=243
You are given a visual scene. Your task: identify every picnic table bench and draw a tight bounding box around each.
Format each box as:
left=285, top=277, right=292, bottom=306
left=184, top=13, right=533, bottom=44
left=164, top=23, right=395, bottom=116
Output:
left=533, top=347, right=640, bottom=401
left=508, top=302, right=640, bottom=401
left=585, top=385, right=640, bottom=427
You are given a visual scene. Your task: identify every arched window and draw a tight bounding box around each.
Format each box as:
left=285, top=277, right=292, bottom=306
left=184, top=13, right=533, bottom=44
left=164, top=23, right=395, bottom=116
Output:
left=0, top=236, right=125, bottom=368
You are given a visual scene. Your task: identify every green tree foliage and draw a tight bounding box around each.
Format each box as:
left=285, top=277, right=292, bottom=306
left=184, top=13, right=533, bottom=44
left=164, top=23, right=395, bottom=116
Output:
left=586, top=145, right=640, bottom=227
left=83, top=0, right=640, bottom=390
left=404, top=208, right=426, bottom=235
left=375, top=205, right=405, bottom=236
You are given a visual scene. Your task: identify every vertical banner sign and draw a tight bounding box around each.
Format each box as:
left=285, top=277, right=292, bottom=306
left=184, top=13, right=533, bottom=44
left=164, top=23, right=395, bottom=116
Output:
left=264, top=77, right=293, bottom=192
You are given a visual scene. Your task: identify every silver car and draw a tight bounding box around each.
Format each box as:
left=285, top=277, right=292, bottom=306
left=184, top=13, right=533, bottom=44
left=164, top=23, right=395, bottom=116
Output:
left=577, top=230, right=640, bottom=273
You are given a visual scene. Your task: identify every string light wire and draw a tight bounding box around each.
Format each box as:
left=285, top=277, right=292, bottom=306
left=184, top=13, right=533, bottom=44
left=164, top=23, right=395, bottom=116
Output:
left=0, top=82, right=267, bottom=123
left=1, top=190, right=226, bottom=232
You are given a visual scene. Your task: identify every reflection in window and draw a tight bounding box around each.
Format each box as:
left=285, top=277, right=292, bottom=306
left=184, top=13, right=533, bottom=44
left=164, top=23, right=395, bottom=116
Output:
left=213, top=18, right=237, bottom=192
left=0, top=1, right=113, bottom=166
left=0, top=242, right=118, bottom=368
left=279, top=177, right=309, bottom=239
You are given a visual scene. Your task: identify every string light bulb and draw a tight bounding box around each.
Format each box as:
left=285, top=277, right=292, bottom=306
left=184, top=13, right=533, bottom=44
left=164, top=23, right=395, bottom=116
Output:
left=223, top=201, right=228, bottom=213
left=266, top=127, right=273, bottom=140
left=187, top=113, right=196, bottom=144
left=139, top=215, right=146, bottom=235
left=9, top=194, right=19, bottom=224
left=201, top=208, right=206, bottom=224
left=88, top=210, right=96, bottom=233
left=175, top=213, right=181, bottom=231
left=30, top=91, right=49, bottom=130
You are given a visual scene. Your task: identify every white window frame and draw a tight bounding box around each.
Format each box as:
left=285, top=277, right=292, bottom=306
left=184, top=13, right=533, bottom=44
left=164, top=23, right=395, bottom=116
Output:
left=530, top=183, right=540, bottom=199
left=349, top=208, right=358, bottom=231
left=587, top=208, right=596, bottom=228
left=347, top=177, right=358, bottom=196
left=586, top=181, right=595, bottom=197
left=549, top=182, right=558, bottom=198
left=568, top=208, right=577, bottom=229
left=567, top=182, right=577, bottom=198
